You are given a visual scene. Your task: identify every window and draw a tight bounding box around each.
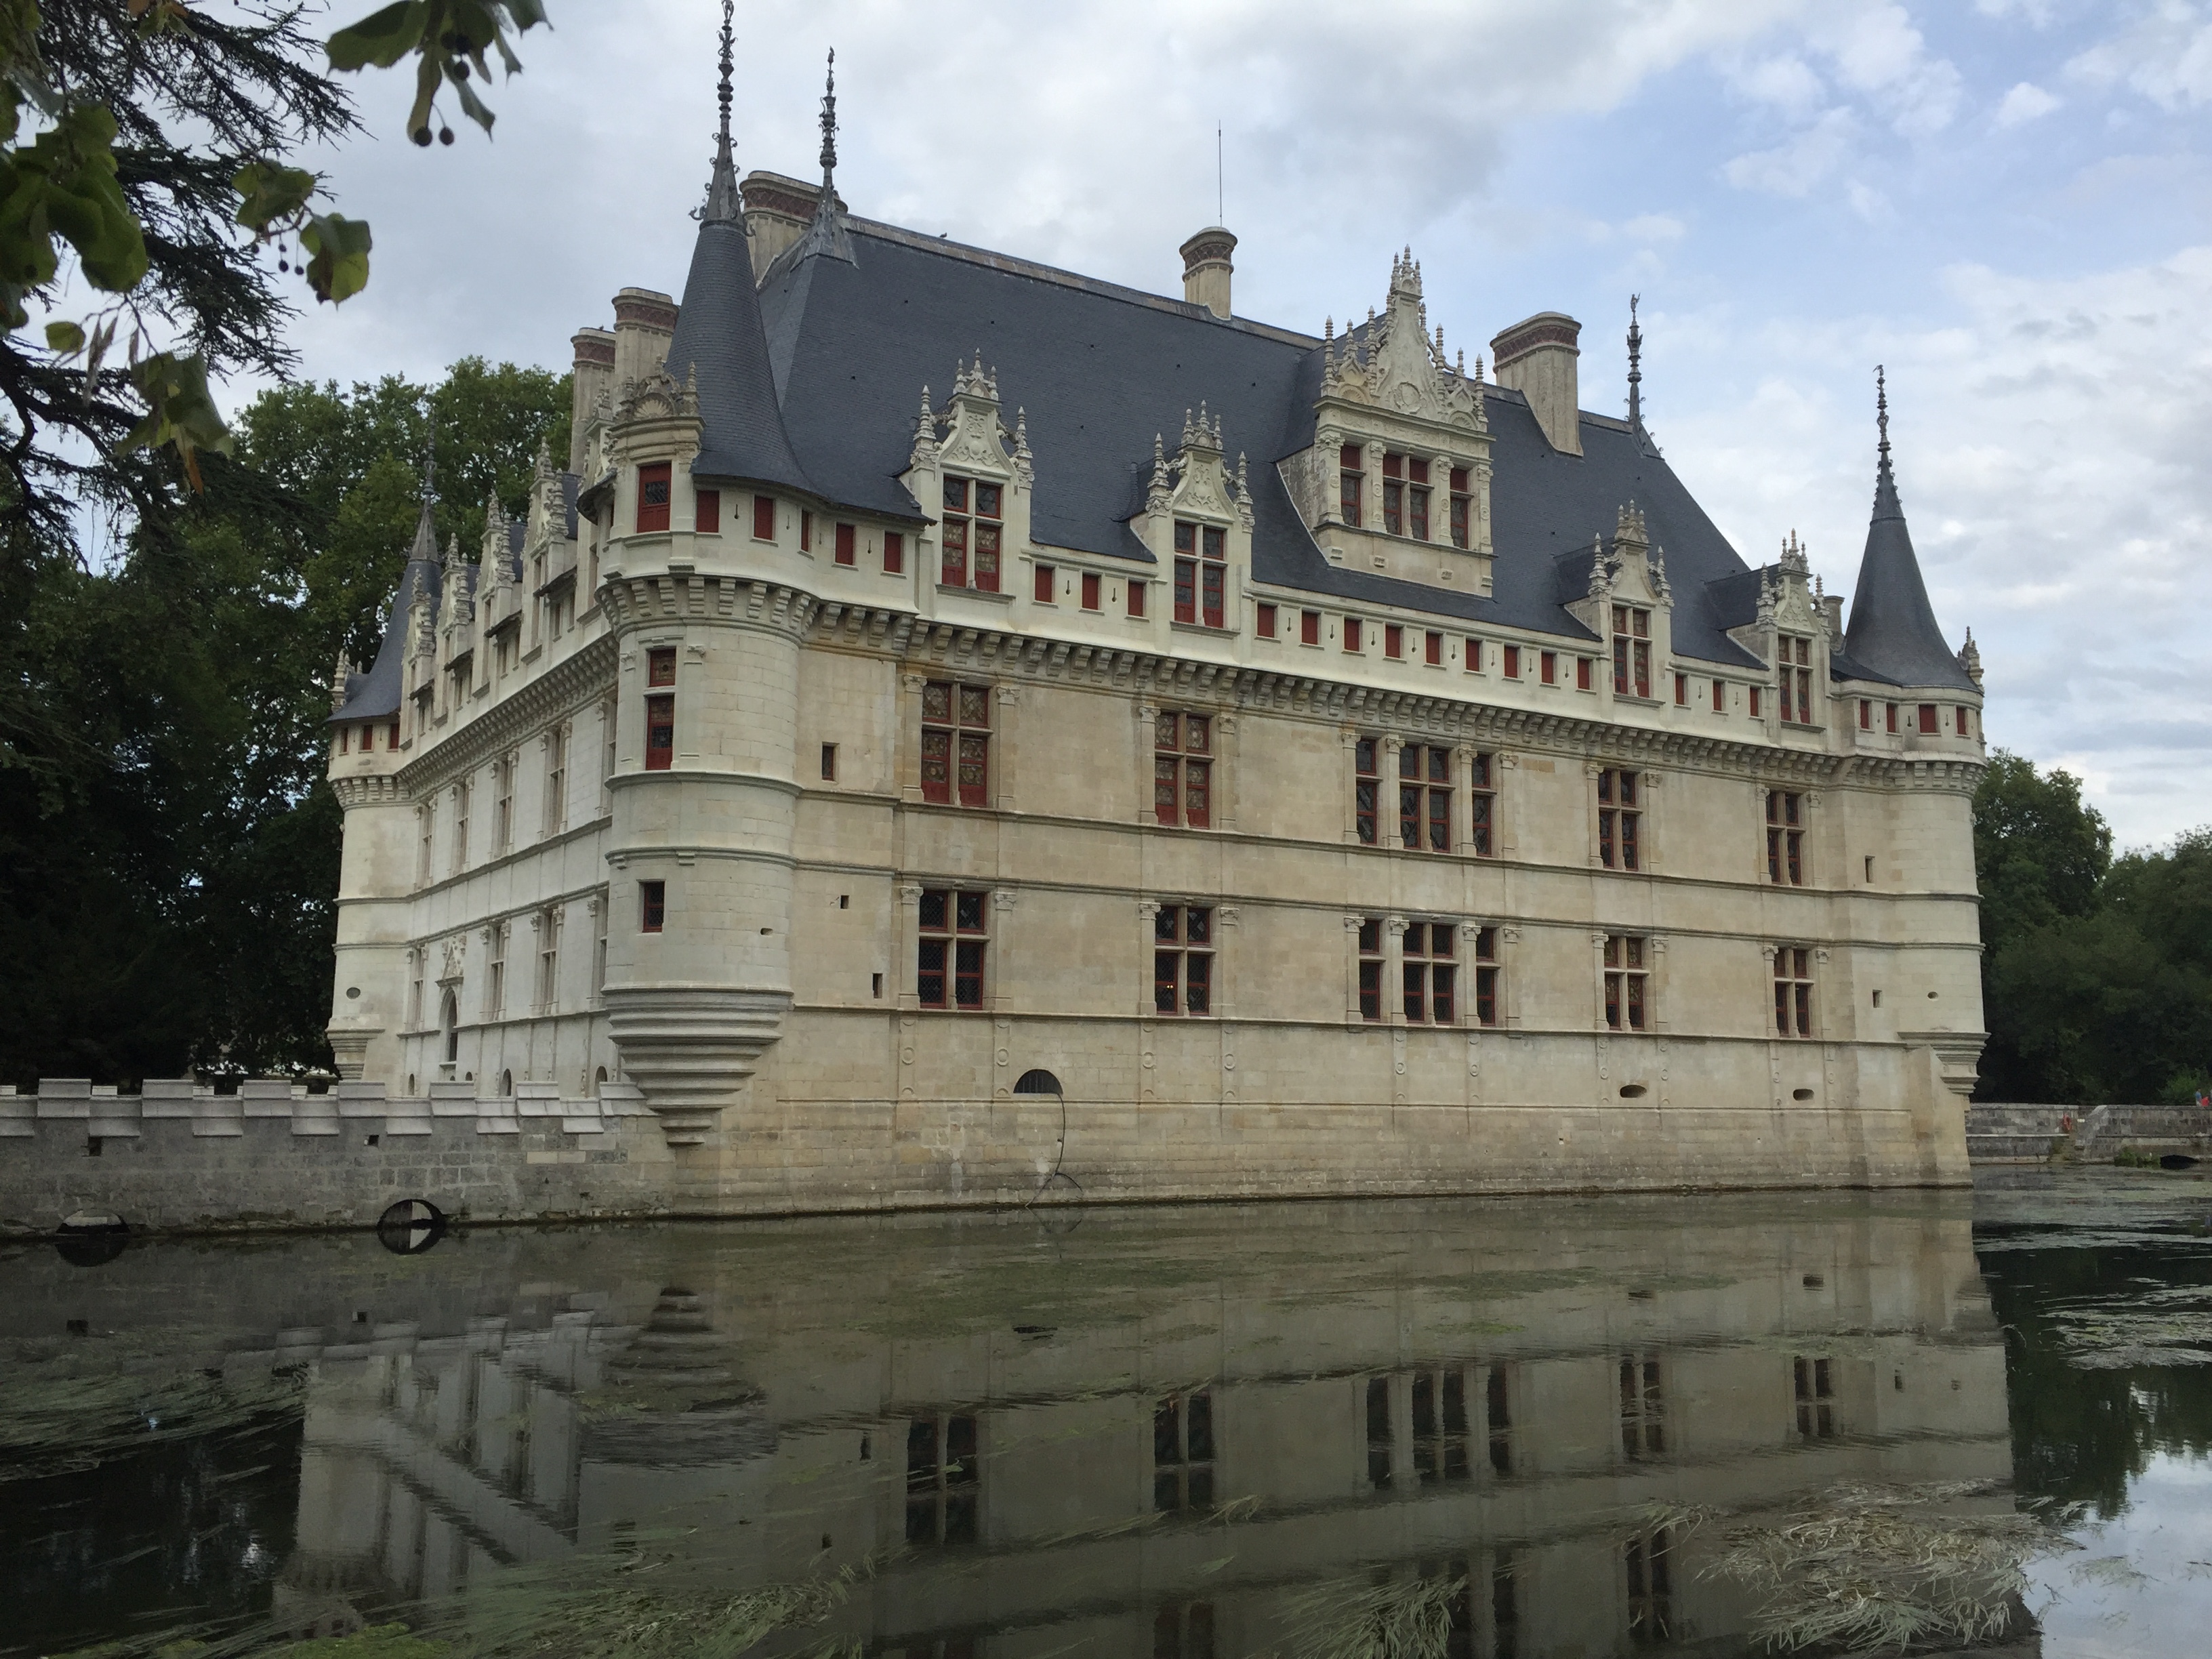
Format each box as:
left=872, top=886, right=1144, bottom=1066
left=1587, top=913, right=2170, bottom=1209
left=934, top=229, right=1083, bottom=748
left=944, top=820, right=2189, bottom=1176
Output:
left=1620, top=1355, right=1665, bottom=1458
left=535, top=909, right=559, bottom=1010
left=1774, top=945, right=1814, bottom=1038
left=493, top=754, right=514, bottom=853
left=1597, top=769, right=1641, bottom=871
left=1385, top=623, right=1404, bottom=659
left=1344, top=618, right=1362, bottom=653
left=636, top=462, right=670, bottom=533
left=1410, top=457, right=1431, bottom=540
left=1172, top=520, right=1226, bottom=627
left=1603, top=934, right=1649, bottom=1030
left=1767, top=790, right=1805, bottom=885
left=594, top=895, right=609, bottom=996
left=1674, top=672, right=1687, bottom=705
left=1357, top=917, right=1384, bottom=1020
left=1256, top=602, right=1276, bottom=638
left=1956, top=706, right=1970, bottom=737
left=487, top=922, right=507, bottom=1019
left=1401, top=920, right=1456, bottom=1023
left=820, top=743, right=837, bottom=781
left=918, top=888, right=987, bottom=1009
left=1129, top=579, right=1147, bottom=618
left=1886, top=701, right=1898, bottom=734
left=1381, top=451, right=1405, bottom=535
left=1414, top=1368, right=1472, bottom=1483
left=799, top=509, right=813, bottom=552
left=1300, top=609, right=1321, bottom=646
left=1473, top=926, right=1500, bottom=1025
left=1778, top=634, right=1814, bottom=722
left=1339, top=443, right=1363, bottom=526
left=834, top=521, right=855, bottom=565
left=1860, top=698, right=1871, bottom=729
left=1354, top=738, right=1380, bottom=844
left=751, top=493, right=775, bottom=540
left=600, top=698, right=617, bottom=811
left=1154, top=712, right=1212, bottom=829
left=644, top=647, right=676, bottom=771
left=544, top=726, right=566, bottom=835
left=1750, top=686, right=1763, bottom=718
left=451, top=781, right=470, bottom=875
left=1425, top=630, right=1442, bottom=666
left=1578, top=657, right=1593, bottom=691
left=1794, top=1356, right=1836, bottom=1439
left=1366, top=1376, right=1393, bottom=1487
left=388, top=720, right=401, bottom=749
left=695, top=487, right=720, bottom=533
left=1082, top=571, right=1101, bottom=611
left=1154, top=905, right=1214, bottom=1015
left=920, top=681, right=991, bottom=807
left=905, top=1414, right=979, bottom=1545
left=1488, top=1366, right=1513, bottom=1474
left=1713, top=679, right=1725, bottom=713
left=1540, top=651, right=1556, bottom=685
left=417, top=805, right=434, bottom=885
left=1033, top=562, right=1055, bottom=602
left=1449, top=465, right=1471, bottom=548
left=640, top=880, right=664, bottom=932
left=407, top=950, right=424, bottom=1029
left=1465, top=637, right=1483, bottom=673
left=1625, top=1527, right=1674, bottom=1645
left=1503, top=645, right=1520, bottom=679
left=1153, top=1389, right=1214, bottom=1510
left=941, top=475, right=1001, bottom=591
left=884, top=530, right=904, bottom=573
left=1469, top=751, right=1496, bottom=857
left=1612, top=604, right=1651, bottom=698
left=1400, top=743, right=1452, bottom=853
left=1918, top=703, right=1938, bottom=734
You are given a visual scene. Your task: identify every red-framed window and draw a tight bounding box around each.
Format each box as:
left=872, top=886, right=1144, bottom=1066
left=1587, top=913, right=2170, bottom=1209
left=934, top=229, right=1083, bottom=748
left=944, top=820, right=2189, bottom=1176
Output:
left=1173, top=520, right=1226, bottom=627
left=1400, top=743, right=1452, bottom=853
left=942, top=476, right=1002, bottom=591
left=695, top=488, right=720, bottom=533
left=1129, top=579, right=1147, bottom=618
left=1613, top=604, right=1652, bottom=698
left=752, top=493, right=775, bottom=540
left=1402, top=919, right=1455, bottom=1023
left=1357, top=916, right=1384, bottom=1020
left=1466, top=638, right=1483, bottom=673
left=799, top=510, right=813, bottom=552
left=1153, top=905, right=1214, bottom=1015
left=884, top=531, right=904, bottom=573
left=1540, top=651, right=1557, bottom=685
left=1503, top=645, right=1520, bottom=679
left=918, top=888, right=987, bottom=1010
left=1409, top=457, right=1430, bottom=540
left=1886, top=702, right=1899, bottom=734
left=1774, top=945, right=1813, bottom=1038
left=640, top=880, right=665, bottom=933
left=1750, top=687, right=1763, bottom=718
left=1597, top=768, right=1641, bottom=870
left=1256, top=602, right=1276, bottom=638
left=1344, top=619, right=1363, bottom=653
left=1673, top=672, right=1687, bottom=705
left=1301, top=609, right=1321, bottom=646
left=1425, top=630, right=1443, bottom=666
left=921, top=680, right=991, bottom=807
left=834, top=522, right=856, bottom=565
left=1449, top=466, right=1471, bottom=548
left=1154, top=711, right=1212, bottom=829
left=1767, top=790, right=1805, bottom=886
left=636, top=462, right=671, bottom=533
left=1354, top=737, right=1380, bottom=845
left=1082, top=572, right=1101, bottom=611
left=1919, top=703, right=1938, bottom=734
left=644, top=647, right=676, bottom=771
left=1578, top=657, right=1593, bottom=691
left=1860, top=699, right=1871, bottom=729
left=1340, top=444, right=1364, bottom=527
left=1956, top=706, right=1970, bottom=737
left=1713, top=679, right=1725, bottom=713
left=1385, top=624, right=1404, bottom=660
left=1778, top=635, right=1814, bottom=722
left=1033, top=563, right=1055, bottom=602
left=1469, top=751, right=1496, bottom=857
left=387, top=721, right=401, bottom=748
left=1604, top=934, right=1649, bottom=1030
left=1473, top=925, right=1500, bottom=1026
left=1382, top=451, right=1404, bottom=536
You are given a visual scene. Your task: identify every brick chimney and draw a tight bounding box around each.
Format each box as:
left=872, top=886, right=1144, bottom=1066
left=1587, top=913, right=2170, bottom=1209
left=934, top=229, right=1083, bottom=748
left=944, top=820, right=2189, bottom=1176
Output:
left=1180, top=227, right=1236, bottom=319
left=610, top=287, right=677, bottom=394
left=568, top=327, right=615, bottom=476
left=1490, top=312, right=1582, bottom=455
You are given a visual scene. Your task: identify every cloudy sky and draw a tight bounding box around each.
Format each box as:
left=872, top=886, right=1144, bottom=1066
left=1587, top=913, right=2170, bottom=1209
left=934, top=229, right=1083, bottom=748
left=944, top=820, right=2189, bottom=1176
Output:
left=276, top=0, right=2212, bottom=848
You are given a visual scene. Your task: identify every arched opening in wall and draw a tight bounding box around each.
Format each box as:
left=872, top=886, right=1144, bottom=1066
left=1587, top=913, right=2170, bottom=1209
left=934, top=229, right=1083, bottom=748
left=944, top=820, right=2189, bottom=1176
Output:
left=441, top=989, right=459, bottom=1067
left=500, top=1069, right=514, bottom=1097
left=407, top=1074, right=417, bottom=1095
left=1618, top=1084, right=1648, bottom=1100
left=2162, top=1154, right=2199, bottom=1170
left=1792, top=1088, right=1816, bottom=1102
left=1012, top=1069, right=1064, bottom=1097
left=594, top=1066, right=608, bottom=1095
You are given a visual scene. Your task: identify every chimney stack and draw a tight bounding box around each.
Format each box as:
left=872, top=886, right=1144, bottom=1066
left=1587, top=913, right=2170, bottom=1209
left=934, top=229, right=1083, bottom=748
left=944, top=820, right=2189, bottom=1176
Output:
left=743, top=171, right=841, bottom=278
left=1180, top=227, right=1236, bottom=320
left=1490, top=312, right=1583, bottom=455
left=568, top=327, right=615, bottom=476
left=610, top=287, right=678, bottom=394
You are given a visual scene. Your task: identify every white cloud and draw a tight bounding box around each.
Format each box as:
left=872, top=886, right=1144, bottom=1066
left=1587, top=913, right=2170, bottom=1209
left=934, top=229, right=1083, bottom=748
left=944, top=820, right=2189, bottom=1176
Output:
left=1724, top=107, right=1858, bottom=194
left=2069, top=2, right=2212, bottom=109
left=1994, top=80, right=2062, bottom=127
left=1810, top=1, right=1962, bottom=136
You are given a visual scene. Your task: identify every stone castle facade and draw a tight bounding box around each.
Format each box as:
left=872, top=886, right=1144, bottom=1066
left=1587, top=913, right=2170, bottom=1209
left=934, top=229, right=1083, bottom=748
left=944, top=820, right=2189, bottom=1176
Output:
left=321, top=42, right=1988, bottom=1209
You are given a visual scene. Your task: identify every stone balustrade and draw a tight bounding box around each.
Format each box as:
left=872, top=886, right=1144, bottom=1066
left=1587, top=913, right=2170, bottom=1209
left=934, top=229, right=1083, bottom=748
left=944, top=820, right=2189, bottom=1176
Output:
left=0, top=1077, right=651, bottom=1143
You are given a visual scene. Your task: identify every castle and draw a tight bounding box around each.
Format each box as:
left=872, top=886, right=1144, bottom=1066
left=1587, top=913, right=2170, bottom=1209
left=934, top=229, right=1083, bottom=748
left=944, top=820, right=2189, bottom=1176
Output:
left=321, top=28, right=1988, bottom=1210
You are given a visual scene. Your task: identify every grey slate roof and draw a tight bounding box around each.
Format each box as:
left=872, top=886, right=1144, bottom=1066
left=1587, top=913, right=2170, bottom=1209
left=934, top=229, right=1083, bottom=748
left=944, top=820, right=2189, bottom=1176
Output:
left=665, top=216, right=816, bottom=494
left=330, top=506, right=533, bottom=723
left=1842, top=452, right=1975, bottom=691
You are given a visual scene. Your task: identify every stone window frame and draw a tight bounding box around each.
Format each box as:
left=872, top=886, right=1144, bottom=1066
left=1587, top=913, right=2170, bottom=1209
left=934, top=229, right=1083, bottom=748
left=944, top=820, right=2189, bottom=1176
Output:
left=1149, top=901, right=1216, bottom=1018
left=541, top=720, right=569, bottom=837
left=532, top=905, right=562, bottom=1015
left=1767, top=941, right=1824, bottom=1041
left=485, top=918, right=508, bottom=1021
left=1595, top=930, right=1666, bottom=1033
left=1590, top=763, right=1662, bottom=873
left=449, top=778, right=471, bottom=877
left=904, top=675, right=1017, bottom=812
left=1147, top=706, right=1216, bottom=830
left=1766, top=787, right=1808, bottom=886
left=1349, top=734, right=1503, bottom=859
left=905, top=884, right=998, bottom=1014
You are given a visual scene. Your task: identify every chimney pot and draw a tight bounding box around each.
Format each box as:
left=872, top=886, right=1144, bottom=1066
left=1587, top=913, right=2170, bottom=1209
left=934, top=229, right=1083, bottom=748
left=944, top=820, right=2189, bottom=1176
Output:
left=1179, top=227, right=1237, bottom=320
left=1490, top=311, right=1583, bottom=455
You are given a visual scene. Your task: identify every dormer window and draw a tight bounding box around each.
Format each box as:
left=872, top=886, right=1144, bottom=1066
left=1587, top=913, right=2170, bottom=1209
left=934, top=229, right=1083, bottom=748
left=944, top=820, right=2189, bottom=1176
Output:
left=941, top=476, right=1002, bottom=592
left=1450, top=467, right=1471, bottom=548
left=636, top=462, right=670, bottom=533
left=1612, top=605, right=1651, bottom=699
left=1339, top=445, right=1364, bottom=527
left=1778, top=636, right=1814, bottom=724
left=1173, top=520, right=1225, bottom=628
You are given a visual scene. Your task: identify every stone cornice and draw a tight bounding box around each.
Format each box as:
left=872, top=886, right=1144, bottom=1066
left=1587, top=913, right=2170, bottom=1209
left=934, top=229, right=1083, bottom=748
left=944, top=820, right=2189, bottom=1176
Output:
left=332, top=773, right=411, bottom=810
left=398, top=634, right=616, bottom=793
left=598, top=571, right=822, bottom=640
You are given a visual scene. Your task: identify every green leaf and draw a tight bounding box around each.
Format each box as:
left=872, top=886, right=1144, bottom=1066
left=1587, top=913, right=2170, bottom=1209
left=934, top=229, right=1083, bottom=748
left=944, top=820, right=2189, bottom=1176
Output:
left=43, top=316, right=81, bottom=353
left=299, top=211, right=371, bottom=304
left=447, top=63, right=493, bottom=134
left=326, top=1, right=427, bottom=72
left=233, top=160, right=316, bottom=232
left=119, top=350, right=234, bottom=492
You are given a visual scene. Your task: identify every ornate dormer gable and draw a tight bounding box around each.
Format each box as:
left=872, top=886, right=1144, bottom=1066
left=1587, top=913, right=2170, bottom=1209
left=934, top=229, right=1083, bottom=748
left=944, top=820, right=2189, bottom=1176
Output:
left=1568, top=503, right=1677, bottom=687
left=439, top=533, right=474, bottom=635
left=1132, top=405, right=1255, bottom=617
left=1727, top=529, right=1837, bottom=729
left=899, top=355, right=1035, bottom=589
left=1282, top=249, right=1495, bottom=599
left=1958, top=627, right=1982, bottom=687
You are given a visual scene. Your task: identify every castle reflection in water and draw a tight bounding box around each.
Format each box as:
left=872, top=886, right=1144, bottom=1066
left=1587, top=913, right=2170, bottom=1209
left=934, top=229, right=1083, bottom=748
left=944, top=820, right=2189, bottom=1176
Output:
left=239, top=1195, right=2008, bottom=1655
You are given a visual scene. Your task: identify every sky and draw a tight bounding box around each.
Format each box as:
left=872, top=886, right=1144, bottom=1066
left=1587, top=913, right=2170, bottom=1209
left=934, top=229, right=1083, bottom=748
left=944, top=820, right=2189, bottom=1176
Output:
left=266, top=0, right=2212, bottom=849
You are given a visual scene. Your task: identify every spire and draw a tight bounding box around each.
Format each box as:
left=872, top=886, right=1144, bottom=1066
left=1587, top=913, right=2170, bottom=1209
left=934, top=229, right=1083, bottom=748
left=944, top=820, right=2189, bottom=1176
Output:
left=1626, top=294, right=1643, bottom=429
left=1843, top=369, right=1977, bottom=691
left=700, top=0, right=740, bottom=225
left=407, top=432, right=438, bottom=561
left=787, top=46, right=855, bottom=266
left=819, top=48, right=837, bottom=189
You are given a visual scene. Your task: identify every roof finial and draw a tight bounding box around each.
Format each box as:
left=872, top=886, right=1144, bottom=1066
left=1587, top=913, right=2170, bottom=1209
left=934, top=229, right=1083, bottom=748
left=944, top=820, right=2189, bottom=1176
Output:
left=420, top=426, right=435, bottom=502
left=1876, top=363, right=1890, bottom=464
left=819, top=47, right=838, bottom=188
left=700, top=0, right=740, bottom=224
left=1626, top=294, right=1643, bottom=429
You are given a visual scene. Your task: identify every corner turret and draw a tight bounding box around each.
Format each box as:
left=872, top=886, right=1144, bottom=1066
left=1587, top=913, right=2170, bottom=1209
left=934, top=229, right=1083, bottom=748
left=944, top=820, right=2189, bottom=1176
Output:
left=1841, top=370, right=1976, bottom=693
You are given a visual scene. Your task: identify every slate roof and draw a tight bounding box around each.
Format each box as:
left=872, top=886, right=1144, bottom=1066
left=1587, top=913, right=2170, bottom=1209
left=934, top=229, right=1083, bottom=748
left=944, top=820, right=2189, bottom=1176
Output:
left=1842, top=452, right=1975, bottom=691
left=331, top=510, right=528, bottom=722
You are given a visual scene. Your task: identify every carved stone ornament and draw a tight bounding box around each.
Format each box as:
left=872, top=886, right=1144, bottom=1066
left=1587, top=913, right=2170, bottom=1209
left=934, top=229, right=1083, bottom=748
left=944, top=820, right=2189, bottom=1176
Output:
left=615, top=364, right=700, bottom=426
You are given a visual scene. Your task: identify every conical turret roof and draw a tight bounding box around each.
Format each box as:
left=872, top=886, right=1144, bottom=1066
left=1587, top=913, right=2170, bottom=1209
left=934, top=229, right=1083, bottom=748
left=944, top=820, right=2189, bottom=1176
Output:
left=1841, top=375, right=1975, bottom=691
left=331, top=459, right=443, bottom=722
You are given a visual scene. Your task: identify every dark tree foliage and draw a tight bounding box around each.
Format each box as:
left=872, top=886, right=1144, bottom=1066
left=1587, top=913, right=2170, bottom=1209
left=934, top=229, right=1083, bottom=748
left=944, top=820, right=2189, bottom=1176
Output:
left=1975, top=752, right=2212, bottom=1103
left=0, top=360, right=568, bottom=1089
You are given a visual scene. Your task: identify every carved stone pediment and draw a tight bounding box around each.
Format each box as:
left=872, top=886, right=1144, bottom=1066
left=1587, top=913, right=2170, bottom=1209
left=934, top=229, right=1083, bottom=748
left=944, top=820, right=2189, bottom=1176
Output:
left=614, top=364, right=699, bottom=427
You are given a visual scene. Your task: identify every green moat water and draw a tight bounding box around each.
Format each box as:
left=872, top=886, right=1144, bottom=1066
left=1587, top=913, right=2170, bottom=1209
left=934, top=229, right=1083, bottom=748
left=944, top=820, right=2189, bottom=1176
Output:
left=3, top=1170, right=2209, bottom=1659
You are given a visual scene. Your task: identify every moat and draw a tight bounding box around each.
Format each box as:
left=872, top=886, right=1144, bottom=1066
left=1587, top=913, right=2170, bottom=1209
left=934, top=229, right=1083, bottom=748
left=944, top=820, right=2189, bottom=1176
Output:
left=4, top=1170, right=2209, bottom=1658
